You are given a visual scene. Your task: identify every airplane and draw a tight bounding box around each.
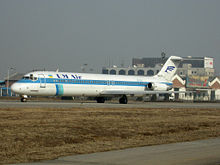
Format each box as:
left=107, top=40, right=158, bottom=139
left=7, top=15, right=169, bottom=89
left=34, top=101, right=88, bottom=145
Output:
left=11, top=56, right=184, bottom=103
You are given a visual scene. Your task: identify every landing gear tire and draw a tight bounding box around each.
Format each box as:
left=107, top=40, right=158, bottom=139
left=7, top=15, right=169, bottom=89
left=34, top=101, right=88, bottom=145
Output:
left=20, top=95, right=28, bottom=102
left=96, top=97, right=105, bottom=103
left=21, top=98, right=27, bottom=102
left=119, top=95, right=128, bottom=104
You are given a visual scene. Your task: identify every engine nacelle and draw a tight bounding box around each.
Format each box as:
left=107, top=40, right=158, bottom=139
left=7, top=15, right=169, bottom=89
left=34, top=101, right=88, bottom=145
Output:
left=146, top=82, right=172, bottom=91
left=155, top=84, right=171, bottom=91
left=146, top=82, right=156, bottom=90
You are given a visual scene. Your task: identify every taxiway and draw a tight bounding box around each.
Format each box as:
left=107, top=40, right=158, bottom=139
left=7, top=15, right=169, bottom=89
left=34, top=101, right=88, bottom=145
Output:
left=0, top=100, right=220, bottom=109
left=14, top=138, right=220, bottom=165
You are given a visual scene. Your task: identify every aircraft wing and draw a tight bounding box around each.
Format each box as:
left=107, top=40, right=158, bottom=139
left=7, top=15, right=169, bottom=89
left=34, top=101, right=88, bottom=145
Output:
left=100, top=90, right=193, bottom=96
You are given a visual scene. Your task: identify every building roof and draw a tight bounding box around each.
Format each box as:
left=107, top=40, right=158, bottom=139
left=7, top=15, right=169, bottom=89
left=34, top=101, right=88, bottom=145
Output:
left=132, top=56, right=211, bottom=68
left=209, top=77, right=220, bottom=88
left=172, top=74, right=185, bottom=88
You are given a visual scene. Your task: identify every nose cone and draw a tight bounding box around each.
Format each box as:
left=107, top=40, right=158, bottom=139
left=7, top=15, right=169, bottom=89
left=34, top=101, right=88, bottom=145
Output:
left=11, top=83, right=22, bottom=94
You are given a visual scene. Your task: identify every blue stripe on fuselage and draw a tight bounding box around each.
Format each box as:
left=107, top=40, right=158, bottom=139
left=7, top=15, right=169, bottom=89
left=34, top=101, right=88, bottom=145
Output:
left=16, top=78, right=173, bottom=87
left=55, top=84, right=64, bottom=96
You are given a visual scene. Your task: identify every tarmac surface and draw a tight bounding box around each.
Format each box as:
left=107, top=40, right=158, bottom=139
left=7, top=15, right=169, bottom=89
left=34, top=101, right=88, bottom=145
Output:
left=0, top=100, right=220, bottom=109
left=14, top=138, right=220, bottom=165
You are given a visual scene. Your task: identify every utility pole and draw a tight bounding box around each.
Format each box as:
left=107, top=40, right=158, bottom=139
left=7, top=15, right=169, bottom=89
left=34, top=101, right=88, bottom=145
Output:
left=7, top=69, right=9, bottom=96
left=7, top=67, right=15, bottom=96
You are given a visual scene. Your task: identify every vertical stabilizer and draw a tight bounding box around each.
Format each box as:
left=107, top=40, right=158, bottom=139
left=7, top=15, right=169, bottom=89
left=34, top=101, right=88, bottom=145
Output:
left=156, top=56, right=182, bottom=81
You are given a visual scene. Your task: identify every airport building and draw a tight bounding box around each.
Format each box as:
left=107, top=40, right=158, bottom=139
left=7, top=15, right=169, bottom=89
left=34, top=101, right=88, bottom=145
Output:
left=102, top=56, right=215, bottom=77
left=102, top=56, right=220, bottom=101
left=171, top=74, right=220, bottom=101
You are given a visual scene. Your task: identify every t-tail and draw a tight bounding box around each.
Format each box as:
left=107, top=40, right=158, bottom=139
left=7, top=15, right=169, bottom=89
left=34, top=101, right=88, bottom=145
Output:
left=156, top=56, right=182, bottom=81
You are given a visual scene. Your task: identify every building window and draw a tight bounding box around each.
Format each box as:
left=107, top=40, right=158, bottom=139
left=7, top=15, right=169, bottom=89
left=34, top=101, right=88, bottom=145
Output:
left=128, top=70, right=135, bottom=75
left=102, top=69, right=108, bottom=74
left=137, top=70, right=144, bottom=75
left=119, top=70, right=126, bottom=75
left=110, top=70, right=116, bottom=75
left=147, top=70, right=154, bottom=76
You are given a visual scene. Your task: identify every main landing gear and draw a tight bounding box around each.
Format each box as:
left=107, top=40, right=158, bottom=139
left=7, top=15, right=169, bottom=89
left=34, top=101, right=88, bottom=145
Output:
left=119, top=95, right=128, bottom=104
left=96, top=95, right=128, bottom=104
left=96, top=97, right=105, bottom=103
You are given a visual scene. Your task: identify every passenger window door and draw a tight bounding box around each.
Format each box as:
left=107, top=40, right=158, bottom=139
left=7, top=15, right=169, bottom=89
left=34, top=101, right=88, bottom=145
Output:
left=38, top=74, right=46, bottom=88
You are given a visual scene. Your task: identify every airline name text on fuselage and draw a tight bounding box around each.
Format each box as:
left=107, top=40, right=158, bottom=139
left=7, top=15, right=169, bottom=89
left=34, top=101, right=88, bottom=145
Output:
left=56, top=74, right=82, bottom=79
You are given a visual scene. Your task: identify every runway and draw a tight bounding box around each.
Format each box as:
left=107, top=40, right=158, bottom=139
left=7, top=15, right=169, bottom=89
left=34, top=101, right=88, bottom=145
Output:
left=14, top=138, right=220, bottom=165
left=0, top=100, right=220, bottom=109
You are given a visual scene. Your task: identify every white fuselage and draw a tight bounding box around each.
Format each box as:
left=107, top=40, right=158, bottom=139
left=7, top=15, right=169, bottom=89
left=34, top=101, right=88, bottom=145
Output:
left=11, top=71, right=172, bottom=97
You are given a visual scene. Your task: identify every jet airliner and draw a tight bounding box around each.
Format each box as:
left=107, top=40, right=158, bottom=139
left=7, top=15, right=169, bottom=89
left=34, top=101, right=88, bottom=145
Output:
left=11, top=56, right=183, bottom=103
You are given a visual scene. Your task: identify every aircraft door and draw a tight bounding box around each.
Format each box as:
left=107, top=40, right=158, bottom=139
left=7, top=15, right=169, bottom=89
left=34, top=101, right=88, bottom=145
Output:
left=38, top=74, right=46, bottom=88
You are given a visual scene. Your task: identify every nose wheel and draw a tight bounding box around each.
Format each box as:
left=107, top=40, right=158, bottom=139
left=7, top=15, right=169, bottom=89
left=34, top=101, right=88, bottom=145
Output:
left=20, top=95, right=28, bottom=102
left=21, top=98, right=27, bottom=102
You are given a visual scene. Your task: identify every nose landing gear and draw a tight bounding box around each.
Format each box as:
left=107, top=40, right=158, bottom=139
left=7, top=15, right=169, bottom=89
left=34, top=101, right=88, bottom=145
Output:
left=21, top=98, right=27, bottom=102
left=20, top=95, right=28, bottom=102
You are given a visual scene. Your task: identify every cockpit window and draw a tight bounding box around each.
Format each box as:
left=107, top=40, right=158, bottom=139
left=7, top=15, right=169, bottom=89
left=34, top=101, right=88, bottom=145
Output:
left=30, top=74, right=33, bottom=80
left=22, top=75, right=38, bottom=81
left=23, top=76, right=30, bottom=80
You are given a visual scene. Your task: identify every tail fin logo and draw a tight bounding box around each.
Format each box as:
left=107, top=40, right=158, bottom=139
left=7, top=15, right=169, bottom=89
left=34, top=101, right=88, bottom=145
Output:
left=165, top=66, right=175, bottom=73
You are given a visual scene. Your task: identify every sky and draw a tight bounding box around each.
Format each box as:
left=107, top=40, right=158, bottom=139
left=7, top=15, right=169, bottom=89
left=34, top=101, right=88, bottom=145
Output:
left=0, top=0, right=220, bottom=79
